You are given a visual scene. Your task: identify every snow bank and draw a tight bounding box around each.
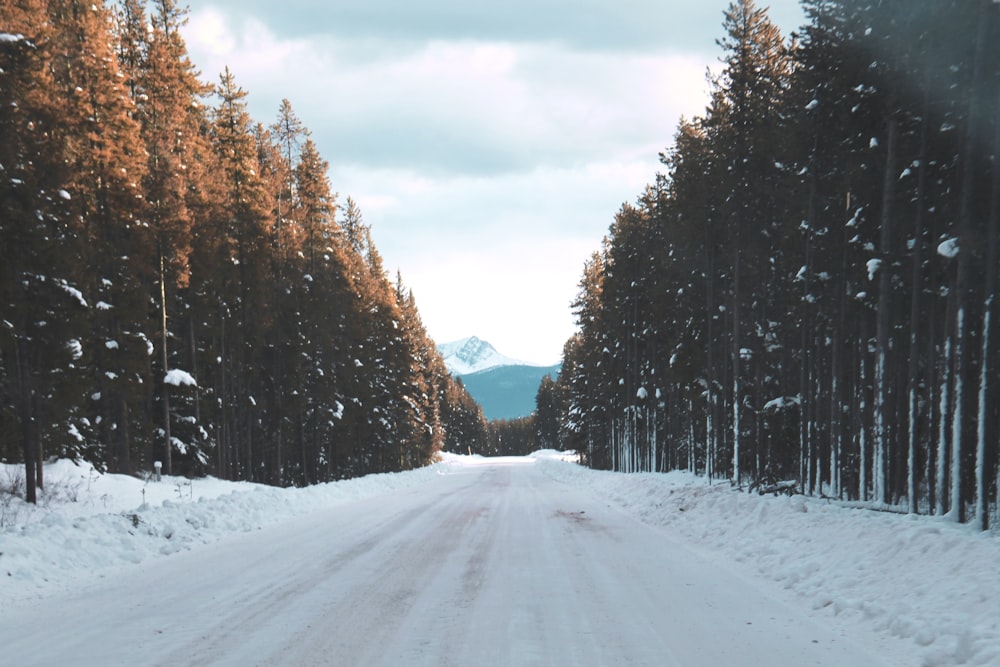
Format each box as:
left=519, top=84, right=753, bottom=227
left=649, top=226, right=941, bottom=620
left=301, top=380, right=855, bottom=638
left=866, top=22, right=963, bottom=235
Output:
left=536, top=460, right=1000, bottom=667
left=529, top=448, right=580, bottom=463
left=0, top=459, right=443, bottom=602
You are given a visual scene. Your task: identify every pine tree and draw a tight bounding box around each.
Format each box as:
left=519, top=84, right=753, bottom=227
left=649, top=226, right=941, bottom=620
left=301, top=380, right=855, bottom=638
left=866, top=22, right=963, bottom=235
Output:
left=0, top=0, right=86, bottom=500
left=208, top=67, right=274, bottom=479
left=112, top=0, right=214, bottom=474
left=689, top=0, right=791, bottom=485
left=535, top=375, right=562, bottom=451
left=547, top=0, right=999, bottom=528
left=53, top=0, right=151, bottom=478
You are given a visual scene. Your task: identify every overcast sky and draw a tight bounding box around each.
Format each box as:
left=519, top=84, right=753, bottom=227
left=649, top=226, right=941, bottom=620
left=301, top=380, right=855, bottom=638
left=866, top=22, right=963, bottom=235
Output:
left=180, top=0, right=806, bottom=365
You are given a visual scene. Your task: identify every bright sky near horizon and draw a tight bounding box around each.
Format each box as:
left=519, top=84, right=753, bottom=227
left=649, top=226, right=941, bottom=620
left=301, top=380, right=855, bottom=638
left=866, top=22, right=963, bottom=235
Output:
left=179, top=0, right=806, bottom=365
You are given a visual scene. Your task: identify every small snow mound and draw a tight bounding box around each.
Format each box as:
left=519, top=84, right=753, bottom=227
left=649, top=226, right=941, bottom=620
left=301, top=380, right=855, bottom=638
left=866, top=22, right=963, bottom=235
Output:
left=164, top=369, right=197, bottom=387
left=866, top=258, right=881, bottom=280
left=937, top=237, right=959, bottom=259
left=530, top=449, right=579, bottom=463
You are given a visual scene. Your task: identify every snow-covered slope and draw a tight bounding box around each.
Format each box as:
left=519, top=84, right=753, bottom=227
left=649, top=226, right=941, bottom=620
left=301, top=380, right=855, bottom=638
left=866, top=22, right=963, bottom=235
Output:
left=437, top=336, right=534, bottom=375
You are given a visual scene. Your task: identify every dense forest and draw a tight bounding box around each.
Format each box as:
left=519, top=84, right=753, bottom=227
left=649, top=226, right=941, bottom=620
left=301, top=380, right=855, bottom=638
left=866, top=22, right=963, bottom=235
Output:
left=540, top=0, right=1000, bottom=529
left=472, top=375, right=561, bottom=457
left=0, top=0, right=490, bottom=503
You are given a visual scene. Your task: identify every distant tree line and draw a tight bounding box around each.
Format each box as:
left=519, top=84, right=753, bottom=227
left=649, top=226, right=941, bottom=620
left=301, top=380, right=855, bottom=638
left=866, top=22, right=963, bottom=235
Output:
left=464, top=375, right=562, bottom=457
left=545, top=0, right=999, bottom=529
left=0, top=0, right=488, bottom=503
left=474, top=417, right=535, bottom=457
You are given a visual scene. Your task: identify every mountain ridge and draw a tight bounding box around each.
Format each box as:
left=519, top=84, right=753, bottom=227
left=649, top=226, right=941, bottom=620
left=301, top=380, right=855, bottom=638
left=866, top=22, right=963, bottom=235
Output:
left=437, top=335, right=542, bottom=375
left=437, top=336, right=560, bottom=420
left=457, top=363, right=561, bottom=421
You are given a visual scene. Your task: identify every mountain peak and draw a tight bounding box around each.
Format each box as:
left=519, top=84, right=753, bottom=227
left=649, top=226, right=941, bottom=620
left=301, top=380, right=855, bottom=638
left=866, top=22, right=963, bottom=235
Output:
left=437, top=336, right=529, bottom=375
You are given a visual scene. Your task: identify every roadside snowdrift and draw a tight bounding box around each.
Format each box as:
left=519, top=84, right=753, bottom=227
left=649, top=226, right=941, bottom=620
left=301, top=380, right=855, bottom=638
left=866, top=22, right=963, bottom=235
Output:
left=536, top=457, right=1000, bottom=667
left=1, top=459, right=442, bottom=600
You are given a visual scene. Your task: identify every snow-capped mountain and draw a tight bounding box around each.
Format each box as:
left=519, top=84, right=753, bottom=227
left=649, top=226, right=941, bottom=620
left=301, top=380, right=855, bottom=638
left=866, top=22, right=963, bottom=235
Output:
left=437, top=336, right=533, bottom=375
left=438, top=337, right=560, bottom=419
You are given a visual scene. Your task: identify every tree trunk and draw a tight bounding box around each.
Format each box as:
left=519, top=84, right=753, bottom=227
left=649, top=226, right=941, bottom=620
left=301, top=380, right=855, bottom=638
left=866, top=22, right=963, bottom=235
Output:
left=873, top=113, right=898, bottom=506
left=858, top=317, right=869, bottom=503
left=16, top=336, right=38, bottom=505
left=948, top=5, right=988, bottom=523
left=732, top=221, right=742, bottom=487
left=937, top=290, right=954, bottom=516
left=974, top=38, right=1000, bottom=530
left=118, top=393, right=131, bottom=475
left=159, top=251, right=172, bottom=476
left=906, top=89, right=930, bottom=514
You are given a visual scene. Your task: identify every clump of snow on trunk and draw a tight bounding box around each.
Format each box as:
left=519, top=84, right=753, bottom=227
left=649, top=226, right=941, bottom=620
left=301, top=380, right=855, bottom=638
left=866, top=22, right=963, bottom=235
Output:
left=164, top=369, right=197, bottom=387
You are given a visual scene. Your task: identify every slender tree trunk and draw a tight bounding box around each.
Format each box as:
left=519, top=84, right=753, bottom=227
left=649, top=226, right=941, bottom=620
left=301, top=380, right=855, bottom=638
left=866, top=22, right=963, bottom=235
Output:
left=813, top=336, right=823, bottom=495
left=874, top=114, right=898, bottom=506
left=15, top=336, right=38, bottom=504
left=802, top=158, right=818, bottom=495
left=36, top=424, right=43, bottom=492
left=974, top=49, right=1000, bottom=530
left=300, top=415, right=309, bottom=486
left=926, top=311, right=938, bottom=512
left=800, top=324, right=809, bottom=493
left=832, top=192, right=852, bottom=500
left=830, top=334, right=842, bottom=499
left=755, top=357, right=763, bottom=484
left=949, top=306, right=967, bottom=522
left=219, top=305, right=231, bottom=479
left=732, top=226, right=742, bottom=487
left=704, top=225, right=716, bottom=482
left=118, top=393, right=131, bottom=475
left=975, top=290, right=994, bottom=530
left=907, top=90, right=930, bottom=514
left=274, top=347, right=283, bottom=486
left=858, top=318, right=869, bottom=502
left=159, top=250, right=172, bottom=476
left=937, top=308, right=953, bottom=516
left=948, top=8, right=988, bottom=523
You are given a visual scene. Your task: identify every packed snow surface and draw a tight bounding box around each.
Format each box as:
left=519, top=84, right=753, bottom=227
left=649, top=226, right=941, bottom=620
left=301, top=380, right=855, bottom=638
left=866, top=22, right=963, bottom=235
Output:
left=1, top=454, right=996, bottom=666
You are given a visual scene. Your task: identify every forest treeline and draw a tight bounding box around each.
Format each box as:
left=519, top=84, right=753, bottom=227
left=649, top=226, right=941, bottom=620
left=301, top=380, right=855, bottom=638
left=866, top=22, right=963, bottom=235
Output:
left=0, top=0, right=489, bottom=503
left=538, top=0, right=999, bottom=528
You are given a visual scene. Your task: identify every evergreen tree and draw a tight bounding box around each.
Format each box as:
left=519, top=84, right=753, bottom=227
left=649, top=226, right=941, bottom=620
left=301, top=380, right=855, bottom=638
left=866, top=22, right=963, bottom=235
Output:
left=1, top=0, right=67, bottom=502
left=113, top=0, right=214, bottom=475
left=549, top=0, right=999, bottom=528
left=708, top=0, right=791, bottom=485
left=534, top=375, right=562, bottom=451
left=1, top=0, right=470, bottom=496
left=50, top=0, right=151, bottom=477
left=206, top=67, right=275, bottom=479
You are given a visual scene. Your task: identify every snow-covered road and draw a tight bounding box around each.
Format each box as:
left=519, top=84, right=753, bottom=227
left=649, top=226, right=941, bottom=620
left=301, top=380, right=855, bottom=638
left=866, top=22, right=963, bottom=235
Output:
left=3, top=456, right=903, bottom=666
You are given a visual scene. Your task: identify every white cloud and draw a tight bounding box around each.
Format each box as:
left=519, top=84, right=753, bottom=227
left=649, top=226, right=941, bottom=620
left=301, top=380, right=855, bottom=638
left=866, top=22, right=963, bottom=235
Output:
left=339, top=160, right=657, bottom=363
left=180, top=1, right=802, bottom=363
left=185, top=6, right=237, bottom=56
left=184, top=8, right=711, bottom=174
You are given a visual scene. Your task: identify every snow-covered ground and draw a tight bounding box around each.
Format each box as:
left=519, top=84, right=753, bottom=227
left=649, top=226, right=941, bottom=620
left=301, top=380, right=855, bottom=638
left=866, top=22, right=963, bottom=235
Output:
left=1, top=453, right=996, bottom=666
left=537, top=459, right=1000, bottom=667
left=0, top=458, right=443, bottom=599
